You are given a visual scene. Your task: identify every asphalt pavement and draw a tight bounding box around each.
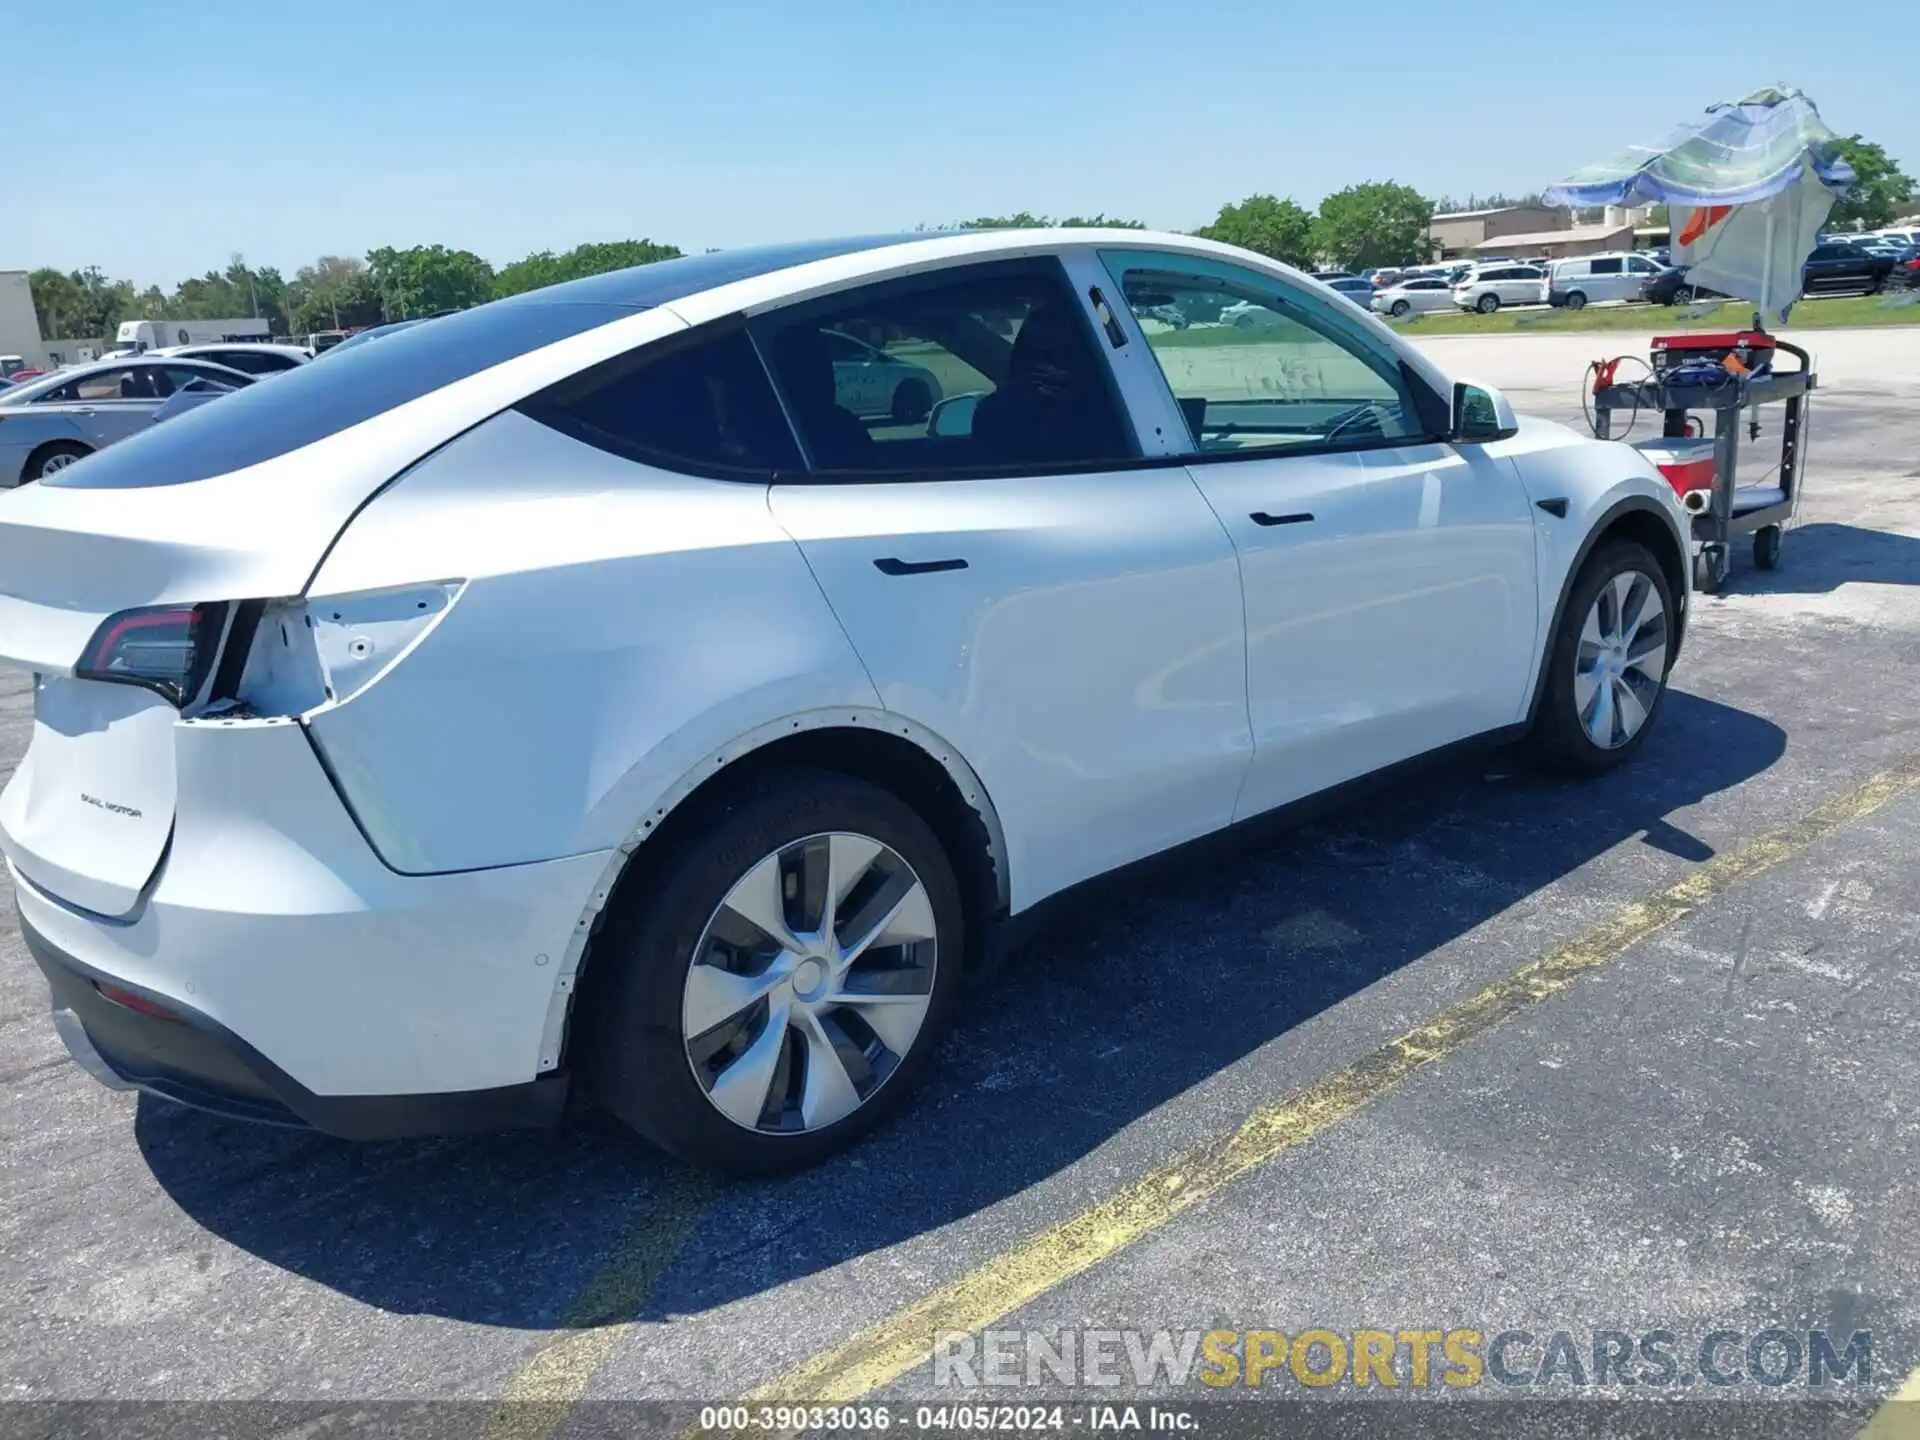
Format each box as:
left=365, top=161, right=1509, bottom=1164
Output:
left=3, top=327, right=1919, bottom=1439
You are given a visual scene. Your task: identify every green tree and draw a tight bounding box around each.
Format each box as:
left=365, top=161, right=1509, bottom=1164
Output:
left=365, top=244, right=495, bottom=320
left=285, top=255, right=382, bottom=333
left=1194, top=194, right=1316, bottom=266
left=1311, top=181, right=1434, bottom=269
left=949, top=213, right=1146, bottom=230
left=493, top=238, right=682, bottom=298
left=1827, top=136, right=1915, bottom=230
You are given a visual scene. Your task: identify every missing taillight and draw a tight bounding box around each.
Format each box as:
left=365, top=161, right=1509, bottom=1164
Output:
left=76, top=602, right=230, bottom=706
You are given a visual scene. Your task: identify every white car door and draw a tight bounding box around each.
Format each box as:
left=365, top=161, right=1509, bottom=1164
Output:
left=761, top=256, right=1253, bottom=911
left=1097, top=247, right=1539, bottom=820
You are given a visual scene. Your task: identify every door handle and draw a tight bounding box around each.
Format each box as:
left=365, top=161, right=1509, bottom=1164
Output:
left=1249, top=511, right=1314, bottom=527
left=1535, top=497, right=1569, bottom=518
left=873, top=556, right=968, bottom=576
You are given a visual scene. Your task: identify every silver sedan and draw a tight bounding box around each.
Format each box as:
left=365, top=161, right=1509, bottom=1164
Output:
left=0, top=357, right=254, bottom=486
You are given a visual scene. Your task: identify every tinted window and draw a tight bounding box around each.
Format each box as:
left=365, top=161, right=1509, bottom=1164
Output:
left=205, top=350, right=297, bottom=374
left=1102, top=249, right=1433, bottom=455
left=43, top=235, right=920, bottom=491
left=519, top=326, right=799, bottom=477
left=1588, top=258, right=1623, bottom=275
left=758, top=258, right=1135, bottom=475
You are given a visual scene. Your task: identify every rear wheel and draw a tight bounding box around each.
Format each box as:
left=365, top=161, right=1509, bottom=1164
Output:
left=583, top=769, right=964, bottom=1175
left=1754, top=524, right=1783, bottom=570
left=23, top=441, right=90, bottom=482
left=1390, top=299, right=1411, bottom=318
left=1476, top=293, right=1501, bottom=314
left=1528, top=540, right=1676, bottom=775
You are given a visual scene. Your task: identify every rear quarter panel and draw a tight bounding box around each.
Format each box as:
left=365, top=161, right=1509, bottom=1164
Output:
left=303, top=409, right=883, bottom=874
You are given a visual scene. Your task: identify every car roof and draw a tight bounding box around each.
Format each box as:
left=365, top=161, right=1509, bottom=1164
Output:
left=44, top=227, right=1454, bottom=495
left=0, top=355, right=251, bottom=405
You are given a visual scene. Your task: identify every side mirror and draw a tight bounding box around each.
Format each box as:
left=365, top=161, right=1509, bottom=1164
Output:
left=927, top=390, right=985, bottom=438
left=1450, top=380, right=1519, bottom=444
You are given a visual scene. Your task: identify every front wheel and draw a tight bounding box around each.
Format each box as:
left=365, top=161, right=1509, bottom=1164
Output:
left=1564, top=290, right=1588, bottom=310
left=1476, top=293, right=1501, bottom=314
left=582, top=769, right=964, bottom=1175
left=1527, top=540, right=1676, bottom=775
left=1754, top=524, right=1783, bottom=570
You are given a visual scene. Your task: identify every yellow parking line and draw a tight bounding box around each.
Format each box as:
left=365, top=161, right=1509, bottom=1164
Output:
left=482, top=1171, right=715, bottom=1440
left=1858, top=1364, right=1920, bottom=1438
left=732, top=757, right=1920, bottom=1406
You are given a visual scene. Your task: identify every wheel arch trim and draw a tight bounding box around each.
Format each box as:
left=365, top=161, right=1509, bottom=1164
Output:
left=1525, top=492, right=1689, bottom=726
left=534, top=705, right=1011, bottom=1072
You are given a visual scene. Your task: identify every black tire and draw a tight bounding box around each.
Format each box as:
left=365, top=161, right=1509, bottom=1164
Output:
left=1754, top=524, right=1783, bottom=570
left=1389, top=299, right=1411, bottom=318
left=1564, top=290, right=1588, bottom=311
left=890, top=378, right=933, bottom=424
left=581, top=767, right=965, bottom=1175
left=1476, top=293, right=1501, bottom=314
left=1527, top=540, right=1677, bottom=776
left=23, top=441, right=91, bottom=482
left=1671, top=285, right=1693, bottom=306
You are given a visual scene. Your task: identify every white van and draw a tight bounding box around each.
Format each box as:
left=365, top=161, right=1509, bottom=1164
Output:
left=1547, top=252, right=1667, bottom=309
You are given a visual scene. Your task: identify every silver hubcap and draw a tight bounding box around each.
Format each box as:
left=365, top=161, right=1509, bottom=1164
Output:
left=683, top=831, right=938, bottom=1133
left=39, top=451, right=77, bottom=474
left=1575, top=569, right=1669, bottom=749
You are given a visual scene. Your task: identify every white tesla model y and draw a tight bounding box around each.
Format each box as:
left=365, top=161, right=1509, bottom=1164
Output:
left=0, top=230, right=1689, bottom=1173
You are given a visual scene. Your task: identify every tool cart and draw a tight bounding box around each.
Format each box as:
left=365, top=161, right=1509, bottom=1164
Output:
left=1589, top=330, right=1814, bottom=593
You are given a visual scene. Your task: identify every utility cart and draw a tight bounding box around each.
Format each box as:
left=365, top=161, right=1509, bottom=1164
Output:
left=1590, top=332, right=1814, bottom=593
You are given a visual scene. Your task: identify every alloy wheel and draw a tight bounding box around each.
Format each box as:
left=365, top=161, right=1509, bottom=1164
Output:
left=682, top=831, right=938, bottom=1133
left=38, top=451, right=79, bottom=475
left=1574, top=570, right=1669, bottom=749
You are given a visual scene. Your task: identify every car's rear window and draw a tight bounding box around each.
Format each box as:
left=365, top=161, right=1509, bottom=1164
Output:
left=44, top=236, right=917, bottom=490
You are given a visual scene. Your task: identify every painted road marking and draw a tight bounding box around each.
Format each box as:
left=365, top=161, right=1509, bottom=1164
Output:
left=481, top=1171, right=714, bottom=1440
left=1859, top=1364, right=1920, bottom=1438
left=726, top=757, right=1920, bottom=1406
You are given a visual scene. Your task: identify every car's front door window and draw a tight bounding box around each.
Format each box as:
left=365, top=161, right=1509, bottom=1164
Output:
left=1097, top=250, right=1435, bottom=454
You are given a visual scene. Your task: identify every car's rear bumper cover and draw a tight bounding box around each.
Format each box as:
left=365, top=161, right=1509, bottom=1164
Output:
left=7, top=715, right=614, bottom=1114
left=24, top=915, right=566, bottom=1137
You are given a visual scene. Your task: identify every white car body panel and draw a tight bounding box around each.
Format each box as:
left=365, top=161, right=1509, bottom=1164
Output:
left=0, top=228, right=1690, bottom=1122
left=304, top=411, right=881, bottom=873
left=10, top=716, right=606, bottom=1095
left=1178, top=440, right=1539, bottom=820
left=768, top=468, right=1252, bottom=910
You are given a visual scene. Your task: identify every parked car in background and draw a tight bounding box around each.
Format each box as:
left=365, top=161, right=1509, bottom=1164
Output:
left=1371, top=275, right=1456, bottom=318
left=1803, top=242, right=1894, bottom=295
left=1548, top=252, right=1666, bottom=309
left=149, top=374, right=250, bottom=425
left=152, top=342, right=312, bottom=375
left=1891, top=246, right=1920, bottom=291
left=0, top=357, right=254, bottom=485
left=1319, top=276, right=1377, bottom=309
left=1640, top=266, right=1725, bottom=306
left=0, top=355, right=32, bottom=381
left=0, top=228, right=1691, bottom=1174
left=316, top=318, right=432, bottom=357
left=1453, top=264, right=1547, bottom=313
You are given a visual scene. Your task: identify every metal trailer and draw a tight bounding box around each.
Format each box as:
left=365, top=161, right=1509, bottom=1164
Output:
left=1590, top=337, right=1813, bottom=593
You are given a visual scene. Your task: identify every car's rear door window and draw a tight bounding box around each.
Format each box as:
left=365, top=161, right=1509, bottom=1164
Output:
left=518, top=325, right=801, bottom=478
left=1100, top=248, right=1440, bottom=455
left=754, top=257, right=1136, bottom=476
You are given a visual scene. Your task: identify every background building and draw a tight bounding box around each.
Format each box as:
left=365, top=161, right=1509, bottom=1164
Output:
left=1426, top=204, right=1567, bottom=260
left=0, top=271, right=53, bottom=370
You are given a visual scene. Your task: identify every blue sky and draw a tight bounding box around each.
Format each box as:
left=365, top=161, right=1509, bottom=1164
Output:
left=2, top=0, right=1911, bottom=287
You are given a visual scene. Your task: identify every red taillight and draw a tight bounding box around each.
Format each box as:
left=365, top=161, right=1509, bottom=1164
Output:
left=76, top=602, right=229, bottom=706
left=93, top=981, right=182, bottom=1022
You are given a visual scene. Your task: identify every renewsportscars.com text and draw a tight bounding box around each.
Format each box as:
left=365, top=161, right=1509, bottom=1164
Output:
left=933, top=1327, right=1872, bottom=1390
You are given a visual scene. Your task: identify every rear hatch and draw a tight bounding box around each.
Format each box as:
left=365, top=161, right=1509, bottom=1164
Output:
left=0, top=296, right=669, bottom=916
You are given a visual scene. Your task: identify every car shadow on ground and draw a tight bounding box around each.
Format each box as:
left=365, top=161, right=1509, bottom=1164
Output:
left=1718, top=522, right=1920, bottom=596
left=136, top=689, right=1786, bottom=1331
